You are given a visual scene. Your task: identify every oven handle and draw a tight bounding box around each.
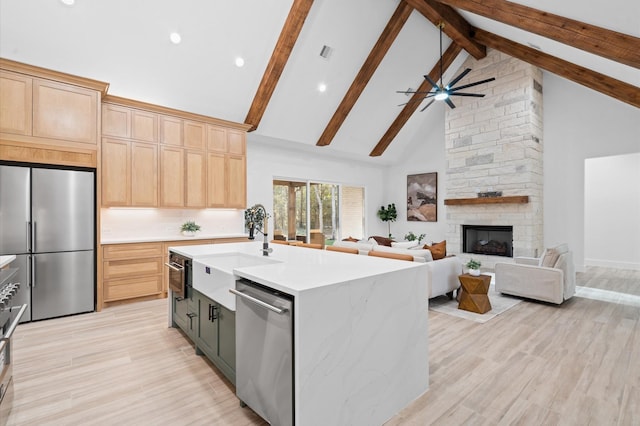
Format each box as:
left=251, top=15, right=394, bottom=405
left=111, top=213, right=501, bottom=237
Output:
left=2, top=304, right=28, bottom=342
left=164, top=262, right=184, bottom=272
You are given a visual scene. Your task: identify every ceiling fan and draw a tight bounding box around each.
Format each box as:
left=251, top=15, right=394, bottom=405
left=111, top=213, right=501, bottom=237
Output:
left=398, top=23, right=495, bottom=111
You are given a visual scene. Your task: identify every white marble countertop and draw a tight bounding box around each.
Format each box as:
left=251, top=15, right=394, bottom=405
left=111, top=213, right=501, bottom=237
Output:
left=101, top=233, right=249, bottom=245
left=172, top=241, right=424, bottom=297
left=0, top=255, right=16, bottom=269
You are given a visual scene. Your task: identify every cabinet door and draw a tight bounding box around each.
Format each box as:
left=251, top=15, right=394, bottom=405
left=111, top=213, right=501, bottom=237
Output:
left=217, top=304, right=236, bottom=372
left=197, top=295, right=218, bottom=358
left=102, top=103, right=131, bottom=138
left=227, top=155, right=246, bottom=208
left=184, top=120, right=206, bottom=150
left=207, top=125, right=227, bottom=152
left=228, top=130, right=245, bottom=155
left=160, top=146, right=184, bottom=207
left=207, top=152, right=226, bottom=207
left=0, top=71, right=32, bottom=135
left=185, top=150, right=206, bottom=208
left=32, top=79, right=98, bottom=144
left=172, top=294, right=189, bottom=332
left=131, top=110, right=158, bottom=143
left=160, top=115, right=183, bottom=146
left=101, top=138, right=131, bottom=206
left=131, top=142, right=158, bottom=207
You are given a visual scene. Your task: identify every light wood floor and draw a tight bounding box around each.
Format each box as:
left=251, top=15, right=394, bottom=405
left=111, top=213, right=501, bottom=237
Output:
left=7, top=267, right=640, bottom=425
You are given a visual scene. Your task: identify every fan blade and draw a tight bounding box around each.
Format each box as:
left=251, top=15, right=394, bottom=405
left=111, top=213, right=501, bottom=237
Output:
left=444, top=97, right=456, bottom=109
left=449, top=92, right=486, bottom=97
left=396, top=90, right=436, bottom=95
left=446, top=68, right=471, bottom=89
left=450, top=77, right=496, bottom=92
left=397, top=95, right=436, bottom=106
left=423, top=74, right=440, bottom=91
left=420, top=99, right=436, bottom=112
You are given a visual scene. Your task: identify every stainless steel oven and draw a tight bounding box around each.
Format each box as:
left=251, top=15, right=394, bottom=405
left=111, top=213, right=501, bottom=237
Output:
left=0, top=267, right=27, bottom=426
left=165, top=252, right=190, bottom=297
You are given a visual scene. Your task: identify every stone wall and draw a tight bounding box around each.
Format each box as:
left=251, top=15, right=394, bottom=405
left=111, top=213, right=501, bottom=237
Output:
left=444, top=49, right=544, bottom=263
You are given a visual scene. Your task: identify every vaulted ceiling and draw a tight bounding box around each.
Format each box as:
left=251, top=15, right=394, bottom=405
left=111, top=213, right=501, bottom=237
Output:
left=1, top=0, right=638, bottom=164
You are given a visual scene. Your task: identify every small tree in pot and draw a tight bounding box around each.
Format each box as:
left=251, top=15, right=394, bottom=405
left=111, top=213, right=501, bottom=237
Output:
left=377, top=203, right=397, bottom=239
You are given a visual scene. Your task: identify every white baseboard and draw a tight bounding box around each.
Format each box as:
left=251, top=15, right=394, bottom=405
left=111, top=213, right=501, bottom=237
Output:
left=584, top=258, right=640, bottom=271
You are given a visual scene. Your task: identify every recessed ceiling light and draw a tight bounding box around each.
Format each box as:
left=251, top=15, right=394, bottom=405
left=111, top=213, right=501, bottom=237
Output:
left=169, top=32, right=182, bottom=44
left=235, top=57, right=245, bottom=67
left=318, top=83, right=327, bottom=93
left=60, top=0, right=75, bottom=5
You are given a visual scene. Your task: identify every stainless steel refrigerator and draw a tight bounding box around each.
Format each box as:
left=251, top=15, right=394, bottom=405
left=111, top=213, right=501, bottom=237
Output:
left=0, top=164, right=95, bottom=322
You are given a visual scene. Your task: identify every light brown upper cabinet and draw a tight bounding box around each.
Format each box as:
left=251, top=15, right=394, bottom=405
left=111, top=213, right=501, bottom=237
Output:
left=32, top=79, right=98, bottom=144
left=207, top=125, right=227, bottom=152
left=101, top=138, right=158, bottom=207
left=184, top=120, right=206, bottom=150
left=185, top=150, right=207, bottom=208
left=160, top=146, right=184, bottom=207
left=228, top=130, right=246, bottom=155
left=160, top=115, right=183, bottom=146
left=207, top=152, right=226, bottom=207
left=0, top=71, right=32, bottom=135
left=227, top=154, right=247, bottom=208
left=102, top=103, right=131, bottom=139
left=131, top=110, right=158, bottom=143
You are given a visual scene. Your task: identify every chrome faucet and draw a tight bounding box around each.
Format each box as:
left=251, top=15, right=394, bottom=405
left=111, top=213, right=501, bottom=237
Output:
left=248, top=204, right=273, bottom=256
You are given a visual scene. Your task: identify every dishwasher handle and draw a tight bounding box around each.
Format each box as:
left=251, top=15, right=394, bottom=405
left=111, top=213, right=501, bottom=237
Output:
left=229, top=288, right=288, bottom=315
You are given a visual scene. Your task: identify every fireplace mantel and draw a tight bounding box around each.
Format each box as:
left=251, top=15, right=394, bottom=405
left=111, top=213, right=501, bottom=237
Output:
left=444, top=196, right=529, bottom=206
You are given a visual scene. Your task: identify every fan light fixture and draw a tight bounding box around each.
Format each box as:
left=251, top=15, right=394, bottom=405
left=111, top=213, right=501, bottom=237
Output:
left=397, top=22, right=495, bottom=111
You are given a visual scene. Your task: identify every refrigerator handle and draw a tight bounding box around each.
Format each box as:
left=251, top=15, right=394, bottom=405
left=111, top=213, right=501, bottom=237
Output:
left=32, top=221, right=36, bottom=253
left=32, top=255, right=36, bottom=288
left=27, top=255, right=32, bottom=288
left=27, top=222, right=32, bottom=252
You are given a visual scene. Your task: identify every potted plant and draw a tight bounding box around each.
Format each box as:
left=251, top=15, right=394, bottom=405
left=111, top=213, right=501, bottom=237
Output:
left=466, top=259, right=481, bottom=276
left=244, top=205, right=267, bottom=240
left=180, top=220, right=201, bottom=237
left=404, top=231, right=426, bottom=245
left=377, top=203, right=397, bottom=238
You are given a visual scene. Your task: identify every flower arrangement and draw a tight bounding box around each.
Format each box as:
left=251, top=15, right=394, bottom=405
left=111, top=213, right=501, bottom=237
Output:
left=180, top=220, right=201, bottom=236
left=244, top=204, right=270, bottom=239
left=404, top=231, right=426, bottom=244
left=466, top=259, right=481, bottom=275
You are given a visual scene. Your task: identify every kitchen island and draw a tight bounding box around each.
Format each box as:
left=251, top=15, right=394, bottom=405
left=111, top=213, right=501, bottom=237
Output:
left=170, top=241, right=429, bottom=426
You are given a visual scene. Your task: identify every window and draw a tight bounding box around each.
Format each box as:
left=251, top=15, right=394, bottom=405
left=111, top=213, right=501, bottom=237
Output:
left=273, top=180, right=365, bottom=245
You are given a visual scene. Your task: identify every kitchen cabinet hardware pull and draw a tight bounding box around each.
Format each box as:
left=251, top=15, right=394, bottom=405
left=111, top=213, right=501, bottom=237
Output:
left=212, top=305, right=218, bottom=321
left=208, top=304, right=212, bottom=321
left=175, top=296, right=184, bottom=301
left=229, top=288, right=287, bottom=314
left=186, top=312, right=196, bottom=318
left=164, top=262, right=184, bottom=272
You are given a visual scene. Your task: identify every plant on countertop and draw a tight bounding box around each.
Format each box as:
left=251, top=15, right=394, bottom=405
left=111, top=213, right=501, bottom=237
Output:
left=180, top=220, right=201, bottom=233
left=404, top=231, right=426, bottom=244
left=244, top=205, right=266, bottom=231
left=466, top=259, right=481, bottom=270
left=377, top=203, right=397, bottom=238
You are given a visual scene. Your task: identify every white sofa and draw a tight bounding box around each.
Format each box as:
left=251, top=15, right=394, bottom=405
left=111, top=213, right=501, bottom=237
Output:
left=495, top=243, right=575, bottom=304
left=332, top=240, right=462, bottom=299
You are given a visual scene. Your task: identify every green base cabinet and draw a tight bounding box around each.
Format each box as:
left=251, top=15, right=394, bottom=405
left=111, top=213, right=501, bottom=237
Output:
left=171, top=290, right=198, bottom=340
left=193, top=289, right=236, bottom=384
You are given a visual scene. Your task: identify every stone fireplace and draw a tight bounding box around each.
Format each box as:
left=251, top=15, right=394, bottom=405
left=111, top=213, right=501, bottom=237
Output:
left=444, top=49, right=544, bottom=264
left=462, top=225, right=513, bottom=257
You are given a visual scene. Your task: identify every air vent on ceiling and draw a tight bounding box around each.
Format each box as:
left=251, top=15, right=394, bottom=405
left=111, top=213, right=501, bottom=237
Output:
left=320, top=45, right=332, bottom=59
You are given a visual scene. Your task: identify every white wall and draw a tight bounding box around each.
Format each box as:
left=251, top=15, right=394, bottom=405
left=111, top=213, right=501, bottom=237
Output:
left=246, top=136, right=390, bottom=239
left=585, top=153, right=640, bottom=270
left=385, top=106, right=449, bottom=244
left=543, top=72, right=640, bottom=272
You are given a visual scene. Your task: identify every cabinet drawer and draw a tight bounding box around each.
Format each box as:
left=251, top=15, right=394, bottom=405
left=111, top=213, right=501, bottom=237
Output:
left=103, top=242, right=163, bottom=260
left=103, top=257, right=163, bottom=279
left=104, top=275, right=163, bottom=302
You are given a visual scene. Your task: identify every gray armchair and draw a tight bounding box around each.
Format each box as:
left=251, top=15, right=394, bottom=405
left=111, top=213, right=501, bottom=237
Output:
left=495, top=244, right=575, bottom=304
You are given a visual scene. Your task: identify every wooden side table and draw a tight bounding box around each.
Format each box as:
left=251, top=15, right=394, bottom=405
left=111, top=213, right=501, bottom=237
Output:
left=458, top=274, right=492, bottom=314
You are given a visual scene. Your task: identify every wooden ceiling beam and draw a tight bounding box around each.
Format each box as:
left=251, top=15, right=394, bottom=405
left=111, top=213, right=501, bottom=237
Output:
left=315, top=2, right=414, bottom=147
left=433, top=0, right=640, bottom=69
left=404, top=0, right=486, bottom=59
left=244, top=0, right=314, bottom=132
left=370, top=42, right=463, bottom=157
left=473, top=29, right=640, bottom=108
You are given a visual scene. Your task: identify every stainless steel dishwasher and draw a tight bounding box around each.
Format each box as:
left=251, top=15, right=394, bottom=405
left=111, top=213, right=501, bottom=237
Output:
left=230, top=279, right=294, bottom=425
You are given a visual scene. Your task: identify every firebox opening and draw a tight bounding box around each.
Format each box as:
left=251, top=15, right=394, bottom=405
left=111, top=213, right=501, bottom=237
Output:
left=462, top=225, right=513, bottom=257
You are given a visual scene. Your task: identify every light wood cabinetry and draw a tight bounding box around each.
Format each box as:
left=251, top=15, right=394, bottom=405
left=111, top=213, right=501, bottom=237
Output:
left=100, top=95, right=249, bottom=209
left=1, top=59, right=107, bottom=168
left=0, top=71, right=32, bottom=135
left=102, top=242, right=164, bottom=304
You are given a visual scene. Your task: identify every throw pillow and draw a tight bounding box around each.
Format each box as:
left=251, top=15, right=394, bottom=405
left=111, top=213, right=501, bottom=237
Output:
left=424, top=240, right=446, bottom=260
left=369, top=235, right=393, bottom=247
left=540, top=248, right=560, bottom=268
left=391, top=241, right=419, bottom=249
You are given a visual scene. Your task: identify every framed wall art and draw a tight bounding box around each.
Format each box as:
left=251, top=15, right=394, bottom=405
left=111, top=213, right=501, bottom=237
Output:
left=407, top=172, right=437, bottom=222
